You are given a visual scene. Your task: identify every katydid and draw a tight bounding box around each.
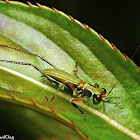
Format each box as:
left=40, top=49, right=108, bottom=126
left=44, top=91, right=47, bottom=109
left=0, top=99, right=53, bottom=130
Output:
left=0, top=44, right=139, bottom=117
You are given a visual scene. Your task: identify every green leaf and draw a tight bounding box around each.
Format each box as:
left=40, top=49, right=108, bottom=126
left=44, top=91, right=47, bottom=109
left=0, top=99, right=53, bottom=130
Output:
left=0, top=1, right=140, bottom=140
left=0, top=100, right=82, bottom=140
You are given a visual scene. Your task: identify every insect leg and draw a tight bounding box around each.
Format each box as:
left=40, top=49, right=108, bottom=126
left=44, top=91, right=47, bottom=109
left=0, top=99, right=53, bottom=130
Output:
left=103, top=97, right=120, bottom=103
left=0, top=60, right=48, bottom=76
left=0, top=44, right=58, bottom=69
left=46, top=82, right=67, bottom=101
left=70, top=98, right=87, bottom=118
left=66, top=82, right=80, bottom=96
left=72, top=63, right=80, bottom=78
left=102, top=102, right=105, bottom=113
left=41, top=74, right=60, bottom=86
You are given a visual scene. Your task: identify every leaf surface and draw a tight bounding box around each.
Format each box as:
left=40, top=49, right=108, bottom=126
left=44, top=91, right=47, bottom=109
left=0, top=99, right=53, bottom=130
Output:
left=0, top=1, right=140, bottom=139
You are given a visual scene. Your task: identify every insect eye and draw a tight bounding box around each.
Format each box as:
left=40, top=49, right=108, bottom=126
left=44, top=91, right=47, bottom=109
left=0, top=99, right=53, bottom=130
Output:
left=96, top=94, right=102, bottom=101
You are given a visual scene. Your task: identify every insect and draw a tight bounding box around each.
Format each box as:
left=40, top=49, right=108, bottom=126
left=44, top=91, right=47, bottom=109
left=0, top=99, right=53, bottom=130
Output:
left=0, top=44, right=139, bottom=117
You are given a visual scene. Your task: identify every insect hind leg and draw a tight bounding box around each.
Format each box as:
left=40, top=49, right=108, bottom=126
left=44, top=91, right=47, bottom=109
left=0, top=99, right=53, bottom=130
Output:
left=70, top=98, right=87, bottom=118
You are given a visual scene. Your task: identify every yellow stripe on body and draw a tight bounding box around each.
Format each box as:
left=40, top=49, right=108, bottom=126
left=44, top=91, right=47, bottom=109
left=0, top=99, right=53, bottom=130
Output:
left=43, top=69, right=81, bottom=84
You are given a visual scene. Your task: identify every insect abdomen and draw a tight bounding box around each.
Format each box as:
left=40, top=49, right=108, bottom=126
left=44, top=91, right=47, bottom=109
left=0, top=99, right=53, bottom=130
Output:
left=43, top=69, right=81, bottom=84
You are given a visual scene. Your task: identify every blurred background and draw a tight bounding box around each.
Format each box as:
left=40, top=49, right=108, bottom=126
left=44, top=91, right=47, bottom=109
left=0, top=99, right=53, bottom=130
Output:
left=14, top=0, right=140, bottom=66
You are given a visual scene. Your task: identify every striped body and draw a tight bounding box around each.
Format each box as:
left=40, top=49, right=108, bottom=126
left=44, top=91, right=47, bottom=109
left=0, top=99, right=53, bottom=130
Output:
left=43, top=69, right=96, bottom=99
left=43, top=69, right=81, bottom=84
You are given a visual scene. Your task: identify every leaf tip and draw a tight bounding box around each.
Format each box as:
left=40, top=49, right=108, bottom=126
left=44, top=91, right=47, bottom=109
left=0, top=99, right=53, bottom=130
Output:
left=68, top=15, right=74, bottom=21
left=51, top=107, right=56, bottom=114
left=9, top=94, right=16, bottom=100
left=36, top=2, right=42, bottom=8
left=111, top=43, right=117, bottom=50
left=31, top=98, right=36, bottom=105
left=27, top=1, right=33, bottom=7
left=99, top=33, right=105, bottom=41
left=52, top=7, right=58, bottom=13
left=5, top=0, right=9, bottom=4
left=71, top=121, right=76, bottom=129
left=137, top=65, right=140, bottom=71
left=123, top=53, right=130, bottom=60
left=83, top=23, right=90, bottom=30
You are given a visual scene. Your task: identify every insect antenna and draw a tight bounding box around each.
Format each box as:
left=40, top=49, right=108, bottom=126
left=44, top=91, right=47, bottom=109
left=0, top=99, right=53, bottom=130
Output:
left=107, top=81, right=118, bottom=96
left=107, top=44, right=140, bottom=95
left=0, top=44, right=58, bottom=69
left=0, top=60, right=49, bottom=77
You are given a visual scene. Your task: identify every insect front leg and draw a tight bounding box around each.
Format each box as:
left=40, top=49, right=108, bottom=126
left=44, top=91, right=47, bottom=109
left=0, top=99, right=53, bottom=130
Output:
left=46, top=82, right=67, bottom=101
left=103, top=97, right=111, bottom=102
left=70, top=98, right=87, bottom=118
left=103, top=97, right=120, bottom=102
